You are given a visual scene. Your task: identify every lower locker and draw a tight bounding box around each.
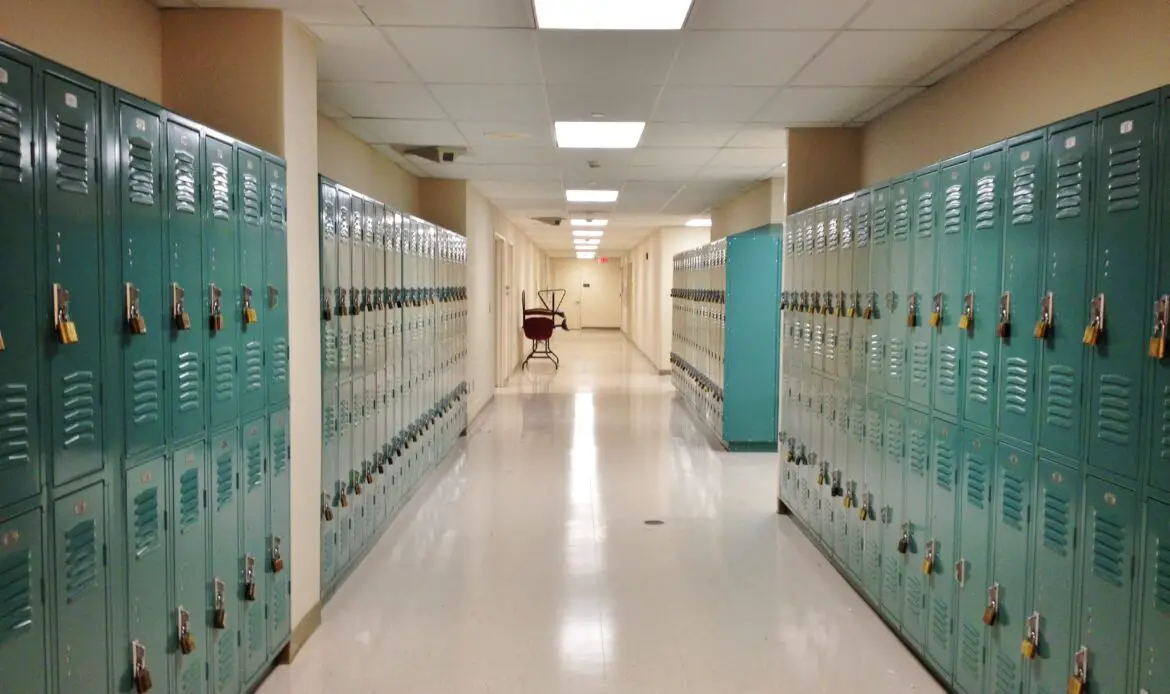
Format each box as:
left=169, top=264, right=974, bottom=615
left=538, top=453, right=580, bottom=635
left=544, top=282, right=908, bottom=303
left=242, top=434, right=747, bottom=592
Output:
left=240, top=417, right=268, bottom=683
left=1027, top=458, right=1080, bottom=694
left=0, top=507, right=48, bottom=694
left=989, top=442, right=1033, bottom=694
left=335, top=381, right=353, bottom=571
left=926, top=419, right=959, bottom=677
left=902, top=409, right=931, bottom=648
left=320, top=401, right=338, bottom=585
left=862, top=395, right=885, bottom=600
left=172, top=443, right=207, bottom=694
left=349, top=385, right=366, bottom=554
left=846, top=388, right=867, bottom=579
left=833, top=385, right=849, bottom=561
left=124, top=457, right=169, bottom=694
left=818, top=382, right=835, bottom=546
left=55, top=482, right=109, bottom=693
left=1137, top=497, right=1170, bottom=693
left=881, top=402, right=906, bottom=624
left=209, top=430, right=240, bottom=693
left=268, top=409, right=291, bottom=652
left=954, top=428, right=993, bottom=694
left=364, top=374, right=379, bottom=542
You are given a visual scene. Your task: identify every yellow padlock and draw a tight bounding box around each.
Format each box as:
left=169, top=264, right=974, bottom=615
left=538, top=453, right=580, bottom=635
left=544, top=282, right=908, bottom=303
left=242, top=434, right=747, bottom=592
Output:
left=245, top=306, right=258, bottom=324
left=1066, top=678, right=1084, bottom=694
left=1082, top=324, right=1099, bottom=346
left=1035, top=320, right=1050, bottom=339
left=958, top=314, right=970, bottom=330
left=929, top=311, right=941, bottom=328
left=1021, top=639, right=1037, bottom=659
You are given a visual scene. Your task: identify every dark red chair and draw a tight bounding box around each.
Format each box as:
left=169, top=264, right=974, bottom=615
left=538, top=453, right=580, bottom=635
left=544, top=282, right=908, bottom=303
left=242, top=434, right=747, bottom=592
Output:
left=522, top=289, right=569, bottom=369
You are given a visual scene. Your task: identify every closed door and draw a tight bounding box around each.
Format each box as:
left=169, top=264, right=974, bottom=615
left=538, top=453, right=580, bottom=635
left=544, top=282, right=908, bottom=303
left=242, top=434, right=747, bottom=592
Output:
left=582, top=262, right=622, bottom=328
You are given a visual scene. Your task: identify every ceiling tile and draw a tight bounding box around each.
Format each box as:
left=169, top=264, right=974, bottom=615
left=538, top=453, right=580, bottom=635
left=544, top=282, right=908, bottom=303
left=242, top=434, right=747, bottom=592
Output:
left=633, top=148, right=719, bottom=166
left=429, top=85, right=549, bottom=121
left=319, top=82, right=446, bottom=119
left=668, top=31, right=833, bottom=86
left=311, top=26, right=415, bottom=82
left=353, top=119, right=468, bottom=146
left=687, top=0, right=870, bottom=30
left=333, top=117, right=381, bottom=143
left=626, top=165, right=702, bottom=181
left=754, top=86, right=899, bottom=123
left=362, top=0, right=534, bottom=27
left=536, top=31, right=682, bottom=85
left=793, top=30, right=988, bottom=86
left=917, top=31, right=1017, bottom=85
left=544, top=84, right=660, bottom=122
left=639, top=123, right=739, bottom=148
left=854, top=87, right=927, bottom=121
left=385, top=28, right=542, bottom=84
left=706, top=147, right=787, bottom=167
left=852, top=0, right=1048, bottom=29
left=616, top=181, right=686, bottom=214
left=473, top=181, right=564, bottom=199
left=456, top=122, right=555, bottom=147
left=1004, top=0, right=1074, bottom=30
left=413, top=163, right=561, bottom=182
left=460, top=145, right=559, bottom=165
left=200, top=0, right=368, bottom=25
left=724, top=125, right=788, bottom=148
left=318, top=98, right=348, bottom=119
left=694, top=165, right=775, bottom=180
left=651, top=87, right=777, bottom=122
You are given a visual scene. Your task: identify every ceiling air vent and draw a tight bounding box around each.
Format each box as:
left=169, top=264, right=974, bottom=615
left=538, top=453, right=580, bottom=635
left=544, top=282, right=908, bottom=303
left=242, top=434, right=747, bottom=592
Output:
left=530, top=216, right=564, bottom=227
left=403, top=145, right=466, bottom=164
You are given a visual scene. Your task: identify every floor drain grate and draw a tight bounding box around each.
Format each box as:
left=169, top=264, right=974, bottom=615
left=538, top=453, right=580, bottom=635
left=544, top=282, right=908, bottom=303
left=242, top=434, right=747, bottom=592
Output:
left=644, top=520, right=664, bottom=526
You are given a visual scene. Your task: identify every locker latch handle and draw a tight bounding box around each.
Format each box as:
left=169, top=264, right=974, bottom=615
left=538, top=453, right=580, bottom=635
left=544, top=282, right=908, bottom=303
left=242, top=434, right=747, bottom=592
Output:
left=209, top=284, right=224, bottom=332
left=178, top=606, right=196, bottom=655
left=1035, top=292, right=1053, bottom=339
left=984, top=583, right=1000, bottom=625
left=960, top=293, right=974, bottom=331
left=907, top=292, right=919, bottom=328
left=271, top=536, right=284, bottom=573
left=269, top=285, right=279, bottom=310
left=1069, top=646, right=1088, bottom=691
left=1083, top=293, right=1104, bottom=346
left=213, top=578, right=228, bottom=630
left=929, top=293, right=942, bottom=329
left=172, top=283, right=192, bottom=331
left=244, top=555, right=258, bottom=601
left=997, top=292, right=1011, bottom=339
left=1149, top=295, right=1169, bottom=359
left=1022, top=610, right=1040, bottom=659
left=242, top=285, right=257, bottom=325
left=125, top=283, right=147, bottom=335
left=954, top=558, right=966, bottom=587
left=53, top=283, right=79, bottom=344
left=132, top=639, right=153, bottom=693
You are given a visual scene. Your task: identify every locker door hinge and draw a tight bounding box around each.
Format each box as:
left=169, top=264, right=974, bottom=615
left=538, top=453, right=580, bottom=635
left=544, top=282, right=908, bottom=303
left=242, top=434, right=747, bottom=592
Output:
left=40, top=577, right=46, bottom=600
left=102, top=543, right=108, bottom=566
left=203, top=489, right=208, bottom=508
left=163, top=510, right=168, bottom=531
left=205, top=663, right=210, bottom=681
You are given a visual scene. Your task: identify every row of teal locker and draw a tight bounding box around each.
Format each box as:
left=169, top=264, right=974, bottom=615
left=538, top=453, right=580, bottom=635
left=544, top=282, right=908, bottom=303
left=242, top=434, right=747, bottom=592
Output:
left=0, top=39, right=292, bottom=694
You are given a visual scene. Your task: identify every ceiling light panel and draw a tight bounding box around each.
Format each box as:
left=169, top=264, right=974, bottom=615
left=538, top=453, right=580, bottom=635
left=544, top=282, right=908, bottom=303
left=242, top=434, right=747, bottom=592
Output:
left=535, top=0, right=695, bottom=30
left=566, top=189, right=619, bottom=203
left=555, top=121, right=646, bottom=149
left=570, top=219, right=608, bottom=226
left=577, top=252, right=597, bottom=259
left=686, top=218, right=713, bottom=227
left=572, top=230, right=604, bottom=237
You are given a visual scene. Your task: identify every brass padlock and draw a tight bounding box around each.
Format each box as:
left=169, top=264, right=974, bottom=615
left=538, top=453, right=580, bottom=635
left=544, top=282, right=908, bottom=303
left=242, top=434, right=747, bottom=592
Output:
left=271, top=537, right=285, bottom=573
left=1083, top=294, right=1103, bottom=346
left=929, top=293, right=942, bottom=328
left=1034, top=320, right=1050, bottom=339
left=126, top=283, right=147, bottom=334
left=1067, top=646, right=1088, bottom=694
left=958, top=314, right=971, bottom=330
left=858, top=503, right=868, bottom=521
left=54, top=283, right=79, bottom=344
left=1082, top=324, right=1099, bottom=346
left=897, top=527, right=909, bottom=554
left=178, top=607, right=196, bottom=655
left=213, top=579, right=227, bottom=629
left=0, top=329, right=5, bottom=352
left=983, top=583, right=1000, bottom=625
left=922, top=540, right=935, bottom=575
left=339, top=487, right=349, bottom=508
left=244, top=555, right=258, bottom=601
left=1149, top=295, right=1169, bottom=359
left=133, top=641, right=153, bottom=693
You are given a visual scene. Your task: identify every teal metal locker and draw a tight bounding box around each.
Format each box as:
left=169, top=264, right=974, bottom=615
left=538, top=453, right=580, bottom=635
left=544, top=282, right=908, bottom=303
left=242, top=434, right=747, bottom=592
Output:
left=267, top=409, right=290, bottom=652
left=208, top=430, right=240, bottom=693
left=1150, top=89, right=1170, bottom=494
left=818, top=381, right=835, bottom=546
left=264, top=157, right=288, bottom=405
left=870, top=187, right=891, bottom=385
left=0, top=507, right=48, bottom=694
left=351, top=198, right=368, bottom=551
left=926, top=419, right=959, bottom=676
left=852, top=192, right=872, bottom=385
left=837, top=197, right=855, bottom=381
left=171, top=442, right=207, bottom=694
left=998, top=132, right=1046, bottom=447
left=165, top=118, right=207, bottom=445
left=240, top=417, right=268, bottom=681
left=812, top=205, right=827, bottom=374
left=881, top=401, right=906, bottom=624
left=963, top=145, right=1006, bottom=431
left=1038, top=114, right=1096, bottom=464
left=833, top=383, right=850, bottom=560
left=335, top=381, right=352, bottom=571
left=862, top=394, right=884, bottom=599
left=1135, top=496, right=1170, bottom=693
left=902, top=408, right=931, bottom=647
left=935, top=157, right=968, bottom=419
left=1086, top=95, right=1160, bottom=480
left=825, top=201, right=840, bottom=375
left=1027, top=458, right=1081, bottom=694
left=320, top=399, right=338, bottom=585
left=0, top=49, right=41, bottom=509
left=124, top=457, right=169, bottom=693
left=351, top=382, right=367, bottom=552
left=1077, top=477, right=1137, bottom=694
left=908, top=167, right=938, bottom=410
left=846, top=387, right=867, bottom=578
left=204, top=133, right=239, bottom=431
left=363, top=197, right=381, bottom=540
left=44, top=69, right=105, bottom=486
left=54, top=482, right=108, bottom=692
left=988, top=442, right=1034, bottom=694
left=954, top=428, right=992, bottom=694
left=237, top=146, right=266, bottom=418
left=887, top=179, right=913, bottom=400
left=375, top=203, right=390, bottom=529
left=320, top=179, right=339, bottom=577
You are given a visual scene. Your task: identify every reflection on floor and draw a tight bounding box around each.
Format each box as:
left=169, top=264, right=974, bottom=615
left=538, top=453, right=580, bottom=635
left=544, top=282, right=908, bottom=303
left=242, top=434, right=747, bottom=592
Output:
left=259, top=330, right=944, bottom=693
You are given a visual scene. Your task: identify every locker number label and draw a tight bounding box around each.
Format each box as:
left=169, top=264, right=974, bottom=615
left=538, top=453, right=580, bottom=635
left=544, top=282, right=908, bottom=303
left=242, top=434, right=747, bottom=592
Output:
left=1065, top=136, right=1076, bottom=149
left=1121, top=120, right=1134, bottom=134
left=0, top=67, right=8, bottom=84
left=1, top=530, right=18, bottom=547
left=75, top=500, right=88, bottom=514
left=1021, top=150, right=1031, bottom=161
left=1104, top=492, right=1117, bottom=506
left=65, top=92, right=77, bottom=108
left=136, top=118, right=146, bottom=131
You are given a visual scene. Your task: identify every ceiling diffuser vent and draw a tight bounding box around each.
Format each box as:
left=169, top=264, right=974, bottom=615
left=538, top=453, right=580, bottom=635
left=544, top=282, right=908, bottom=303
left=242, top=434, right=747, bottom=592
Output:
left=402, top=145, right=467, bottom=164
left=530, top=216, right=564, bottom=227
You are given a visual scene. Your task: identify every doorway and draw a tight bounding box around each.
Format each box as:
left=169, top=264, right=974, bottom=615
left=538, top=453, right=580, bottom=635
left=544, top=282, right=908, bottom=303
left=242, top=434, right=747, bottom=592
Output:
left=552, top=259, right=622, bottom=330
left=494, top=235, right=514, bottom=386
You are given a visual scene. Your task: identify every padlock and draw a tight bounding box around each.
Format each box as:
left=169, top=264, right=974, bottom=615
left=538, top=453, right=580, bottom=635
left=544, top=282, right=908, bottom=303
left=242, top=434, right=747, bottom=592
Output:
left=1082, top=324, right=1099, bottom=346
left=175, top=311, right=191, bottom=330
left=133, top=641, right=153, bottom=693
left=929, top=294, right=942, bottom=328
left=245, top=581, right=257, bottom=601
left=213, top=579, right=227, bottom=629
left=1035, top=320, right=1050, bottom=339
left=984, top=583, right=1000, bottom=625
left=897, top=533, right=909, bottom=554
left=245, top=306, right=257, bottom=324
left=244, top=555, right=257, bottom=601
left=271, top=537, right=285, bottom=573
left=214, top=606, right=227, bottom=630
left=0, top=329, right=5, bottom=351
left=996, top=321, right=1010, bottom=338
left=922, top=541, right=935, bottom=574
left=213, top=312, right=224, bottom=332
left=1066, top=679, right=1084, bottom=694
left=984, top=605, right=997, bottom=625
left=1021, top=639, right=1036, bottom=659
left=859, top=502, right=868, bottom=521
left=1066, top=646, right=1088, bottom=694
left=179, top=608, right=196, bottom=654
left=907, top=311, right=917, bottom=328
left=958, top=314, right=970, bottom=330
left=1151, top=335, right=1167, bottom=360
left=339, top=489, right=349, bottom=508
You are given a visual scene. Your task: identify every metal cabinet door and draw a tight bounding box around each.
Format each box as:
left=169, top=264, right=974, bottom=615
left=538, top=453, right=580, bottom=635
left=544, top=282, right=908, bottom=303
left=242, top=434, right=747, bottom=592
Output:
left=935, top=158, right=969, bottom=419
left=320, top=394, right=339, bottom=586
left=54, top=482, right=109, bottom=692
left=909, top=168, right=939, bottom=410
left=240, top=416, right=268, bottom=681
left=237, top=147, right=266, bottom=418
left=852, top=193, right=873, bottom=385
left=205, top=134, right=239, bottom=430
left=902, top=407, right=931, bottom=647
left=881, top=401, right=906, bottom=624
left=1135, top=497, right=1170, bottom=694
left=834, top=383, right=851, bottom=560
left=988, top=442, right=1035, bottom=694
left=954, top=428, right=993, bottom=694
left=1149, top=89, right=1170, bottom=494
left=887, top=179, right=913, bottom=400
left=825, top=201, right=841, bottom=375
left=870, top=187, right=891, bottom=387
left=0, top=51, right=41, bottom=508
left=208, top=430, right=241, bottom=694
left=337, top=189, right=353, bottom=386
left=926, top=419, right=959, bottom=676
left=847, top=386, right=868, bottom=579
left=264, top=158, right=288, bottom=405
left=0, top=508, right=48, bottom=694
left=837, top=197, right=855, bottom=381
left=125, top=457, right=169, bottom=693
left=862, top=394, right=885, bottom=600
left=812, top=206, right=827, bottom=374
left=350, top=381, right=367, bottom=550
left=172, top=442, right=207, bottom=694
left=335, top=381, right=352, bottom=571
left=963, top=146, right=1006, bottom=432
left=267, top=409, right=291, bottom=653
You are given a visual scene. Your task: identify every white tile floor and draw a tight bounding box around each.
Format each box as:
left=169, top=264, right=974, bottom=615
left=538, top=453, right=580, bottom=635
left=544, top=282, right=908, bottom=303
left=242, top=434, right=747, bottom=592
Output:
left=259, top=330, right=944, bottom=694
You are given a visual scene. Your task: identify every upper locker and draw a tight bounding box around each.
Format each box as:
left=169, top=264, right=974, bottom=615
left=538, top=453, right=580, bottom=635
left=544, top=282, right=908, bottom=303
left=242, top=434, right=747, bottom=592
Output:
left=1151, top=88, right=1170, bottom=494
left=205, top=131, right=240, bottom=431
left=824, top=200, right=840, bottom=375
left=887, top=177, right=913, bottom=400
left=264, top=156, right=288, bottom=407
left=237, top=145, right=267, bottom=418
left=963, top=143, right=1006, bottom=433
left=869, top=186, right=891, bottom=387
left=907, top=165, right=938, bottom=411
left=837, top=196, right=855, bottom=382
left=934, top=155, right=968, bottom=421
left=852, top=192, right=872, bottom=386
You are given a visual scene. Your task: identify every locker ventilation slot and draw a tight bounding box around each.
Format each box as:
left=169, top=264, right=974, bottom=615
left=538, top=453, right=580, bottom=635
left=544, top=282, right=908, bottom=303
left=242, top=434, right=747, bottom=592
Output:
left=892, top=196, right=910, bottom=239
left=322, top=199, right=336, bottom=237
left=215, top=449, right=234, bottom=509
left=273, top=427, right=288, bottom=475
left=1161, top=386, right=1170, bottom=464
left=179, top=468, right=200, bottom=532
left=887, top=338, right=905, bottom=382
left=959, top=623, right=982, bottom=681
left=1053, top=157, right=1084, bottom=220
left=1000, top=473, right=1025, bottom=529
left=1154, top=541, right=1170, bottom=613
left=964, top=452, right=987, bottom=509
left=851, top=401, right=866, bottom=440
left=216, top=637, right=237, bottom=690
left=339, top=203, right=350, bottom=240
left=827, top=217, right=839, bottom=251
left=905, top=574, right=925, bottom=621
left=273, top=337, right=289, bottom=387
left=1004, top=358, right=1030, bottom=416
left=872, top=204, right=889, bottom=242
left=1105, top=140, right=1141, bottom=213
left=868, top=334, right=883, bottom=375
left=322, top=405, right=336, bottom=445
left=61, top=371, right=96, bottom=449
left=911, top=341, right=930, bottom=391
left=840, top=210, right=852, bottom=248
left=1010, top=164, right=1036, bottom=225
left=133, top=487, right=161, bottom=558
left=908, top=426, right=928, bottom=477
left=1090, top=512, right=1126, bottom=586
left=131, top=359, right=161, bottom=426
left=54, top=115, right=90, bottom=194
left=1044, top=365, right=1076, bottom=431
left=211, top=162, right=230, bottom=220
left=930, top=595, right=952, bottom=652
left=127, top=136, right=156, bottom=206
left=242, top=173, right=262, bottom=227
left=1040, top=485, right=1071, bottom=555
left=173, top=151, right=196, bottom=214
left=0, top=92, right=23, bottom=183
left=0, top=383, right=31, bottom=468
left=1095, top=374, right=1133, bottom=445
left=248, top=604, right=264, bottom=653
left=268, top=182, right=286, bottom=229
left=177, top=351, right=201, bottom=413
left=885, top=418, right=904, bottom=459
left=994, top=655, right=1020, bottom=694
left=867, top=411, right=882, bottom=449
left=856, top=205, right=870, bottom=247
left=916, top=190, right=935, bottom=235
left=324, top=326, right=339, bottom=370
left=63, top=519, right=97, bottom=601
left=934, top=440, right=955, bottom=491
left=180, top=661, right=202, bottom=694
left=784, top=229, right=794, bottom=254
left=246, top=440, right=263, bottom=490
left=943, top=184, right=962, bottom=234
left=0, top=548, right=33, bottom=645
left=974, top=174, right=997, bottom=229
left=214, top=346, right=235, bottom=403
left=245, top=340, right=264, bottom=393
left=967, top=351, right=991, bottom=405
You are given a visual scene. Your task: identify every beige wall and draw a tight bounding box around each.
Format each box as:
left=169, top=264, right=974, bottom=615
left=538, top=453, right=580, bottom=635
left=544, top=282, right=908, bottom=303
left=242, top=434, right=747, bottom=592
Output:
left=786, top=128, right=862, bottom=212
left=712, top=180, right=772, bottom=241
left=0, top=0, right=162, bottom=102
left=863, top=0, right=1170, bottom=184
left=626, top=227, right=709, bottom=371
left=318, top=116, right=420, bottom=213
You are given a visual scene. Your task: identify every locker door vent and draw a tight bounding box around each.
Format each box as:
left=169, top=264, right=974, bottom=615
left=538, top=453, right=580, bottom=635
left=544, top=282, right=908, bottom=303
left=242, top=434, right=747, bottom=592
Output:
left=892, top=196, right=910, bottom=239
left=273, top=427, right=288, bottom=475
left=1090, top=512, right=1126, bottom=586
left=851, top=400, right=866, bottom=440
left=245, top=439, right=263, bottom=490
left=934, top=439, right=955, bottom=491
left=916, top=190, right=935, bottom=235
left=215, top=449, right=234, bottom=509
left=268, top=182, right=286, bottom=230
left=1053, top=156, right=1084, bottom=220
left=967, top=350, right=991, bottom=405
left=61, top=370, right=97, bottom=450
left=1010, top=164, right=1037, bottom=225
left=0, top=383, right=31, bottom=468
left=1095, top=374, right=1134, bottom=446
left=63, top=519, right=98, bottom=601
left=180, top=660, right=202, bottom=694
left=210, top=162, right=231, bottom=220
left=0, top=92, right=24, bottom=182
left=1160, top=386, right=1170, bottom=464
left=964, top=452, right=987, bottom=509
left=133, top=487, right=161, bottom=558
left=179, top=468, right=200, bottom=532
left=868, top=333, right=883, bottom=375
left=1154, top=541, right=1170, bottom=614
left=887, top=337, right=905, bottom=382
left=1004, top=358, right=1030, bottom=415
left=908, top=425, right=928, bottom=477
left=0, top=548, right=33, bottom=645
left=958, top=622, right=982, bottom=680
left=177, top=351, right=201, bottom=413
left=241, top=173, right=261, bottom=227
left=1044, top=365, right=1076, bottom=431
left=273, top=338, right=289, bottom=388
left=352, top=209, right=363, bottom=243
left=339, top=202, right=350, bottom=240
left=784, top=228, right=794, bottom=254
left=127, top=135, right=156, bottom=206
left=943, top=183, right=962, bottom=234
left=885, top=417, right=904, bottom=459
left=215, top=636, right=237, bottom=690
left=173, top=151, right=196, bottom=214
left=827, top=216, right=839, bottom=251
left=322, top=405, right=336, bottom=445
left=974, top=174, right=997, bottom=229
left=856, top=205, right=870, bottom=247
left=911, top=341, right=930, bottom=391
left=324, top=325, right=338, bottom=370
left=872, top=204, right=889, bottom=242
left=54, top=114, right=90, bottom=194
left=1000, top=472, right=1025, bottom=529
left=867, top=410, right=882, bottom=449
left=131, top=359, right=161, bottom=426
left=1040, top=485, right=1071, bottom=555
left=214, top=346, right=235, bottom=403
left=244, top=340, right=263, bottom=393
left=840, top=208, right=853, bottom=249
left=322, top=199, right=336, bottom=237
left=994, top=654, right=1020, bottom=694
left=804, top=223, right=814, bottom=254
left=248, top=604, right=264, bottom=652
left=931, top=594, right=952, bottom=651
left=1105, top=140, right=1141, bottom=213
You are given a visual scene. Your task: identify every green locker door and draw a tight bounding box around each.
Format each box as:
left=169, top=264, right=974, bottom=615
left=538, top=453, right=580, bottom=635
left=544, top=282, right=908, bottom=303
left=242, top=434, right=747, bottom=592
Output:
left=351, top=382, right=367, bottom=550
left=837, top=197, right=855, bottom=381
left=240, top=416, right=267, bottom=681
left=320, top=394, right=338, bottom=586
left=125, top=457, right=169, bottom=694
left=319, top=179, right=339, bottom=579
left=205, top=134, right=238, bottom=431
left=834, top=383, right=850, bottom=560
left=1077, top=477, right=1137, bottom=694
left=964, top=145, right=1006, bottom=431
left=870, top=187, right=891, bottom=386
left=926, top=419, right=959, bottom=675
left=1136, top=497, right=1170, bottom=693
left=54, top=482, right=108, bottom=692
left=902, top=408, right=931, bottom=647
left=1027, top=458, right=1081, bottom=694
left=881, top=401, right=906, bottom=624
left=955, top=428, right=993, bottom=694
left=335, top=381, right=352, bottom=571
left=44, top=71, right=105, bottom=486
left=825, top=201, right=840, bottom=376
left=0, top=508, right=48, bottom=694
left=935, top=158, right=968, bottom=419
left=989, top=442, right=1034, bottom=694
left=0, top=51, right=41, bottom=509
left=847, top=386, right=867, bottom=579
left=908, top=168, right=938, bottom=410
left=171, top=442, right=207, bottom=694
left=852, top=192, right=872, bottom=385
left=337, top=188, right=353, bottom=388
left=812, top=205, right=827, bottom=374
left=267, top=408, right=290, bottom=652
left=999, top=133, right=1047, bottom=447
left=264, top=157, right=288, bottom=406
left=166, top=119, right=206, bottom=444
left=237, top=147, right=265, bottom=418
left=863, top=394, right=884, bottom=599
left=887, top=180, right=912, bottom=399
left=1087, top=96, right=1159, bottom=480
left=1038, top=116, right=1096, bottom=463
left=208, top=430, right=240, bottom=694
left=1151, top=90, right=1170, bottom=494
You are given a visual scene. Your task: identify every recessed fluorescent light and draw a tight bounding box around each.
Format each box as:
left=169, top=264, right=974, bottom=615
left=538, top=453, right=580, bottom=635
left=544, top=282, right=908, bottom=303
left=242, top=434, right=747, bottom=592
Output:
left=686, top=218, right=713, bottom=227
left=535, top=0, right=695, bottom=30
left=576, top=251, right=597, bottom=259
left=567, top=189, right=619, bottom=203
left=572, top=230, right=604, bottom=237
left=555, top=121, right=645, bottom=149
left=571, top=219, right=608, bottom=227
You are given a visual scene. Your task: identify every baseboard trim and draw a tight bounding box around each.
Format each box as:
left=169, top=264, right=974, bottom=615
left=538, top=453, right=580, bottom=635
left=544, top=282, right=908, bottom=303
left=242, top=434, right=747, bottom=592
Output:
left=280, top=602, right=322, bottom=664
